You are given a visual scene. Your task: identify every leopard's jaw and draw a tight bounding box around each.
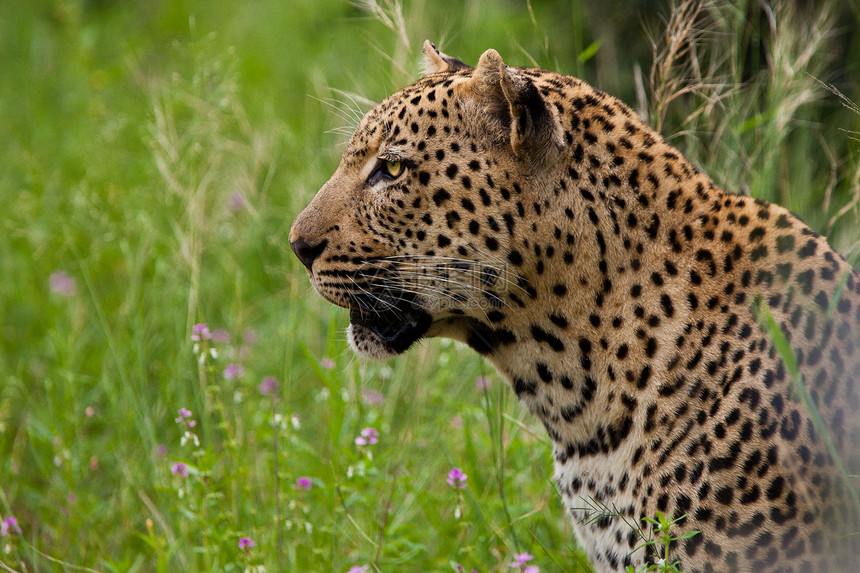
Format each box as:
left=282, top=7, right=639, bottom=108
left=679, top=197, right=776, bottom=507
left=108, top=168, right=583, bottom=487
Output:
left=291, top=41, right=860, bottom=572
left=347, top=306, right=432, bottom=359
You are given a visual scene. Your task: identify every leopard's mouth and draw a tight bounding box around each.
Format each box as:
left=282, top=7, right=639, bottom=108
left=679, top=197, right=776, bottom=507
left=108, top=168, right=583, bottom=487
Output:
left=348, top=299, right=432, bottom=357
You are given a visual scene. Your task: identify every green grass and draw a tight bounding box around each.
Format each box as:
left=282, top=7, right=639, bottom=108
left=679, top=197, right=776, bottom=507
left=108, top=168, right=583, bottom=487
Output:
left=0, top=0, right=858, bottom=571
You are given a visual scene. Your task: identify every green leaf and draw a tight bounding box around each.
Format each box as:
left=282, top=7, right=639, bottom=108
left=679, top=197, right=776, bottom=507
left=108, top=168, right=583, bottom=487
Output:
left=753, top=296, right=800, bottom=381
left=577, top=40, right=603, bottom=64
left=827, top=270, right=851, bottom=318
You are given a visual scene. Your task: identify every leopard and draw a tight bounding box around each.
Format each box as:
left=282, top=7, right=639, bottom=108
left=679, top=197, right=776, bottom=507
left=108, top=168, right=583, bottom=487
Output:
left=290, top=41, right=860, bottom=572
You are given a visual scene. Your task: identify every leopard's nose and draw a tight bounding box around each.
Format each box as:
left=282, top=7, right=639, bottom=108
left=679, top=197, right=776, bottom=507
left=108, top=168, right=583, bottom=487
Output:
left=290, top=238, right=328, bottom=270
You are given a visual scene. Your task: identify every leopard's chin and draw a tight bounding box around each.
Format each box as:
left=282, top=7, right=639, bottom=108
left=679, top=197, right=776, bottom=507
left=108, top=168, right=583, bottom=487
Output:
left=347, top=307, right=432, bottom=359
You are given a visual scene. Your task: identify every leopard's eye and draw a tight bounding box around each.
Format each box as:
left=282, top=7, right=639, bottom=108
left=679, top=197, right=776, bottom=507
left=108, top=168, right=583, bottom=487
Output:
left=384, top=160, right=403, bottom=178
left=368, top=158, right=406, bottom=186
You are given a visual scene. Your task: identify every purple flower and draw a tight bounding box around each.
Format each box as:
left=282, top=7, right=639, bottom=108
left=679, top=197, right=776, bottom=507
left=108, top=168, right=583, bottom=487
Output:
left=171, top=462, right=189, bottom=477
left=361, top=388, right=385, bottom=405
left=175, top=408, right=197, bottom=428
left=354, top=427, right=379, bottom=446
left=511, top=553, right=537, bottom=570
left=0, top=516, right=21, bottom=536
left=447, top=467, right=468, bottom=489
left=475, top=376, right=491, bottom=390
left=347, top=567, right=369, bottom=573
left=157, top=444, right=168, bottom=456
left=49, top=271, right=77, bottom=296
left=238, top=536, right=255, bottom=549
left=4, top=517, right=15, bottom=533
left=259, top=376, right=279, bottom=395
left=223, top=363, right=244, bottom=379
left=212, top=329, right=231, bottom=344
left=512, top=553, right=533, bottom=565
left=175, top=408, right=192, bottom=423
left=191, top=324, right=211, bottom=341
left=293, top=477, right=313, bottom=490
left=320, top=358, right=335, bottom=370
left=227, top=191, right=247, bottom=213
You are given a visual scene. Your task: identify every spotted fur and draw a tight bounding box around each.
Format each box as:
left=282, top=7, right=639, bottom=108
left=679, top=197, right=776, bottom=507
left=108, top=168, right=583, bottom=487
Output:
left=290, top=42, right=860, bottom=572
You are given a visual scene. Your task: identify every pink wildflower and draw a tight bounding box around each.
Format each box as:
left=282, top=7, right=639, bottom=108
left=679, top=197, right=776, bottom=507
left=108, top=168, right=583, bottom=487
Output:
left=259, top=376, right=279, bottom=395
left=361, top=388, right=385, bottom=405
left=227, top=191, right=247, bottom=213
left=354, top=427, right=379, bottom=446
left=171, top=462, right=189, bottom=477
left=174, top=408, right=197, bottom=428
left=191, top=324, right=211, bottom=341
left=212, top=329, right=231, bottom=344
left=512, top=553, right=534, bottom=565
left=49, top=271, right=77, bottom=296
left=475, top=376, right=491, bottom=390
left=347, top=567, right=369, bottom=573
left=511, top=553, right=538, bottom=571
left=223, top=363, right=244, bottom=379
left=320, top=358, right=336, bottom=369
left=447, top=467, right=468, bottom=489
left=238, top=536, right=255, bottom=549
left=0, top=516, right=21, bottom=536
left=293, top=477, right=313, bottom=490
left=156, top=444, right=168, bottom=456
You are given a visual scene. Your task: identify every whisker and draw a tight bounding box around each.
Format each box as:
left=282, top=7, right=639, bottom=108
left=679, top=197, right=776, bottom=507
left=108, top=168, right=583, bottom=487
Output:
left=363, top=277, right=504, bottom=318
left=346, top=275, right=401, bottom=316
left=364, top=282, right=496, bottom=323
left=369, top=263, right=528, bottom=296
left=367, top=274, right=511, bottom=304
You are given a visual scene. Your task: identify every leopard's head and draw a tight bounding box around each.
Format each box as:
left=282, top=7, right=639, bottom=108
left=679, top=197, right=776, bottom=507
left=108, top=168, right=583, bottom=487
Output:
left=290, top=42, right=566, bottom=358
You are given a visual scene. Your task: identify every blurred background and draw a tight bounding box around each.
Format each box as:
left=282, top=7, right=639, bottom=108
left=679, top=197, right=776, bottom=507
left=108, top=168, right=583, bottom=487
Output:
left=1, top=0, right=858, bottom=571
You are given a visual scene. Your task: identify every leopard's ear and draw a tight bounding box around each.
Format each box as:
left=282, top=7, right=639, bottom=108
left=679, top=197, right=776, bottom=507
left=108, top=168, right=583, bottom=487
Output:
left=468, top=48, right=564, bottom=164
left=422, top=40, right=471, bottom=75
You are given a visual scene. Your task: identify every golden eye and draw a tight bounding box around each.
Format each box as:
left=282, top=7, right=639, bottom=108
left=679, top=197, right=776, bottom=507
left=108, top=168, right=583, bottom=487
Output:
left=385, top=160, right=403, bottom=178
left=367, top=158, right=406, bottom=186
